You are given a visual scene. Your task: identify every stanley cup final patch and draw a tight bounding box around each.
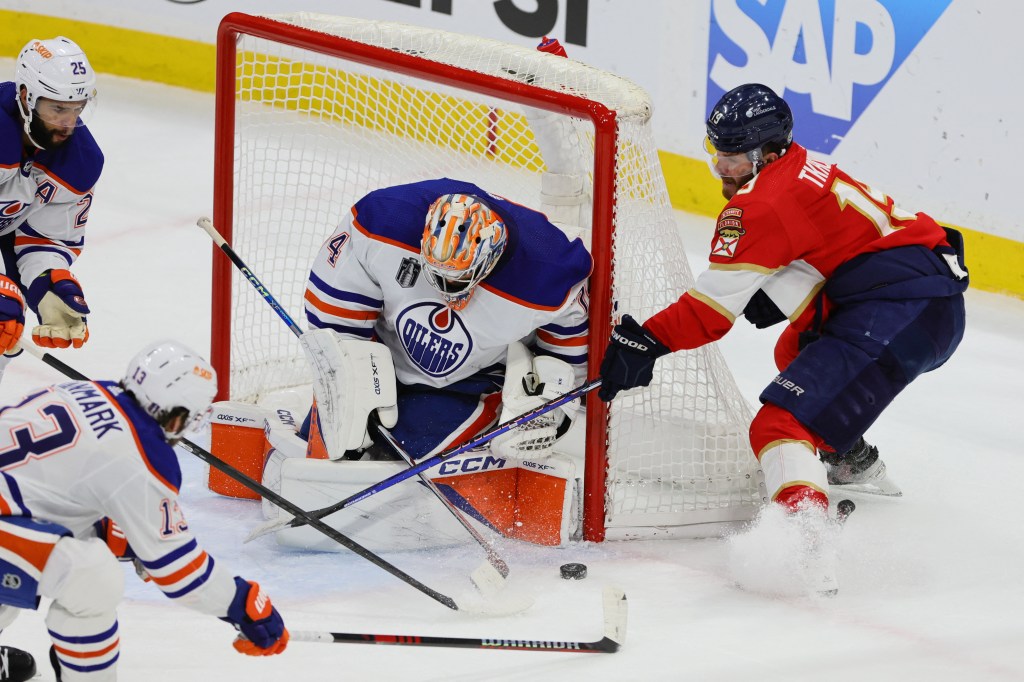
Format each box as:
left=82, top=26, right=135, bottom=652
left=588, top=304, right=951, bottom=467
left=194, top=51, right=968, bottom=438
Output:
left=711, top=207, right=745, bottom=258
left=396, top=257, right=422, bottom=288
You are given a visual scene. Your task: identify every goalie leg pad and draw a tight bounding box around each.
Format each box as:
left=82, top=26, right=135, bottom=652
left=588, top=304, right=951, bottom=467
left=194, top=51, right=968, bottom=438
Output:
left=261, top=417, right=312, bottom=520
left=208, top=401, right=271, bottom=500
left=274, top=458, right=475, bottom=552
left=431, top=451, right=577, bottom=546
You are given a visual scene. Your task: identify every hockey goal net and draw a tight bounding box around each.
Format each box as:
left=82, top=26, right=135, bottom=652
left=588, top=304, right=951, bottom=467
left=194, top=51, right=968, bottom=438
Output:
left=211, top=12, right=765, bottom=541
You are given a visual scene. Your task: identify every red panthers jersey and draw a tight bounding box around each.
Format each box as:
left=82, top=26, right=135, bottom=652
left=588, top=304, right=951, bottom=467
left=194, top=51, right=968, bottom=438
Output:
left=645, top=143, right=949, bottom=352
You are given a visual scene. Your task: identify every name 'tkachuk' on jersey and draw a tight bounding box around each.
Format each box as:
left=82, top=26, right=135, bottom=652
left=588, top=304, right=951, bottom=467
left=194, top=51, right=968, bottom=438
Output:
left=304, top=178, right=593, bottom=388
left=644, top=143, right=951, bottom=351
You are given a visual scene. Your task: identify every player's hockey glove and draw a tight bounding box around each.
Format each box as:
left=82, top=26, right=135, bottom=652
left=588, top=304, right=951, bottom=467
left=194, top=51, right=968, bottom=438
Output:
left=221, top=577, right=289, bottom=656
left=26, top=269, right=90, bottom=349
left=598, top=314, right=670, bottom=401
left=743, top=289, right=787, bottom=329
left=0, top=274, right=26, bottom=354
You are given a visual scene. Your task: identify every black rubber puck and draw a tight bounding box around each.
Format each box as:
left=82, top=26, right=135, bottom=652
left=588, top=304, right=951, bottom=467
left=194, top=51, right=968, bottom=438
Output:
left=560, top=562, right=587, bottom=580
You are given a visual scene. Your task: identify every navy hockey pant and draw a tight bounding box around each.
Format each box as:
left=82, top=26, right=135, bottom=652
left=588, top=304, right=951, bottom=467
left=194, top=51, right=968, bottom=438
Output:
left=760, top=245, right=967, bottom=454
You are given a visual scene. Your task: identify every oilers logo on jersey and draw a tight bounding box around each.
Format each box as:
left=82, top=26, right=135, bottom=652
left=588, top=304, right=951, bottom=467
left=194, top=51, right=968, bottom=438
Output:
left=396, top=301, right=473, bottom=377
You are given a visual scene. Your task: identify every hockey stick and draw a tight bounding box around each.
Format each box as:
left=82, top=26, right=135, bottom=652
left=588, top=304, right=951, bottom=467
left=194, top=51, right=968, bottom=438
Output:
left=198, top=217, right=511, bottom=585
left=372, top=416, right=510, bottom=589
left=291, top=586, right=627, bottom=653
left=247, top=378, right=599, bottom=540
left=20, top=344, right=465, bottom=612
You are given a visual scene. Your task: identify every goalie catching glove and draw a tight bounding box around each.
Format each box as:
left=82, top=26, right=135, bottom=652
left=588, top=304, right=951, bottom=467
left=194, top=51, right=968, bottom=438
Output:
left=491, top=342, right=577, bottom=458
left=0, top=274, right=25, bottom=354
left=221, top=577, right=289, bottom=656
left=26, top=268, right=90, bottom=348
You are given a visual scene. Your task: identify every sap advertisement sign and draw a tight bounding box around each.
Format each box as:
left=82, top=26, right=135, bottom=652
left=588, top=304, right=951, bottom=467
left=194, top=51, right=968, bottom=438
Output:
left=707, top=0, right=953, bottom=154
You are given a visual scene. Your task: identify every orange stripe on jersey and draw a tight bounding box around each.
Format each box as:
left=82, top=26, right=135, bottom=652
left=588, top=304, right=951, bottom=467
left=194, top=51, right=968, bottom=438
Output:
left=477, top=280, right=574, bottom=312
left=94, top=383, right=179, bottom=494
left=0, top=528, right=55, bottom=573
left=535, top=329, right=587, bottom=347
left=304, top=290, right=380, bottom=321
left=31, top=162, right=94, bottom=194
left=0, top=495, right=12, bottom=515
left=148, top=550, right=209, bottom=587
left=351, top=208, right=418, bottom=254
left=54, top=639, right=120, bottom=659
left=14, top=236, right=82, bottom=256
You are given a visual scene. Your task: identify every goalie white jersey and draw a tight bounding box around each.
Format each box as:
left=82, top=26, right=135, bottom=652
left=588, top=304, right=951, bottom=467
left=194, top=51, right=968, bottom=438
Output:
left=0, top=380, right=237, bottom=617
left=304, top=178, right=593, bottom=390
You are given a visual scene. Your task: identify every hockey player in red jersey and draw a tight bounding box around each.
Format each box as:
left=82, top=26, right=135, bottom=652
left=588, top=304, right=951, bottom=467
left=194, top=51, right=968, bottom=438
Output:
left=0, top=37, right=104, bottom=384
left=598, top=84, right=968, bottom=565
left=0, top=341, right=288, bottom=680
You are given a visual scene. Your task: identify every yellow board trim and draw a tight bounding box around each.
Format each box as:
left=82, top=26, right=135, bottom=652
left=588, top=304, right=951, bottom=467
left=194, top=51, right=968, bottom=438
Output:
left=0, top=10, right=215, bottom=92
left=5, top=10, right=1021, bottom=299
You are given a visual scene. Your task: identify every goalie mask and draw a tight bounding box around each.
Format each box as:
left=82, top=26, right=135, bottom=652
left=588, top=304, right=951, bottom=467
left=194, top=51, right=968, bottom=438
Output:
left=121, top=340, right=218, bottom=441
left=421, top=193, right=507, bottom=311
left=15, top=37, right=98, bottom=149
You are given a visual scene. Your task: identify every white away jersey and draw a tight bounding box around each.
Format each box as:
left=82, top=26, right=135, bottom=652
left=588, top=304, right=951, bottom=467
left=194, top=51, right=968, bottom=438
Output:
left=305, top=178, right=593, bottom=388
left=0, top=81, right=103, bottom=283
left=0, top=381, right=236, bottom=617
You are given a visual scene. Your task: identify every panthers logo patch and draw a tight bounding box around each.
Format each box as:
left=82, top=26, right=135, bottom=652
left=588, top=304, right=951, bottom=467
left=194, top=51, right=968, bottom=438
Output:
left=712, top=207, right=746, bottom=258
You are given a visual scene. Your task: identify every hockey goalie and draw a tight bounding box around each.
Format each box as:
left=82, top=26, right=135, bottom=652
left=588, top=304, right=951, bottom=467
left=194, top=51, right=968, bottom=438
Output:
left=212, top=177, right=593, bottom=549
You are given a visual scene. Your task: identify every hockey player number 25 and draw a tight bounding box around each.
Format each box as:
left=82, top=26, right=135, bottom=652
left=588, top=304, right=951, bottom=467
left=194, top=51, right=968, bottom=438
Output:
left=832, top=179, right=917, bottom=237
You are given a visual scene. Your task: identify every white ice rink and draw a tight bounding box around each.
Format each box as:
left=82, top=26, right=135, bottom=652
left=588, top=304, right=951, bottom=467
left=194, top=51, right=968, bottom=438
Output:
left=1, top=66, right=1022, bottom=681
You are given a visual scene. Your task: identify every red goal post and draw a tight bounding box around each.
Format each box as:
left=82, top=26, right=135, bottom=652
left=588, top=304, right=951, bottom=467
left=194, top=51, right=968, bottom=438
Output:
left=210, top=12, right=764, bottom=542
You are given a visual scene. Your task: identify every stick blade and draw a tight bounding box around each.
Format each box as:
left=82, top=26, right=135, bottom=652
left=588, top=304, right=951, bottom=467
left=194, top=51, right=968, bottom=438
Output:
left=244, top=515, right=295, bottom=543
left=601, top=586, right=628, bottom=650
left=470, top=561, right=508, bottom=598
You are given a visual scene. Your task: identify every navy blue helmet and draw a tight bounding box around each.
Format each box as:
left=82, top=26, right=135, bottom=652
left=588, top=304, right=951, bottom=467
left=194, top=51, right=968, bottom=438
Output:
left=706, top=83, right=793, bottom=154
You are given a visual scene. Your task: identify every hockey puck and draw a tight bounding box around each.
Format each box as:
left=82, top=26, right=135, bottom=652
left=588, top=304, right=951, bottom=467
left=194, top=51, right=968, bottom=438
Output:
left=560, top=562, right=587, bottom=580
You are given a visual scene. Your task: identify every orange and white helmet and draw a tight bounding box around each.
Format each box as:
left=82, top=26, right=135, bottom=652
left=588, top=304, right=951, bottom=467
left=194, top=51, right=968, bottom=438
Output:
left=121, top=340, right=217, bottom=441
left=15, top=37, right=97, bottom=147
left=421, top=194, right=507, bottom=311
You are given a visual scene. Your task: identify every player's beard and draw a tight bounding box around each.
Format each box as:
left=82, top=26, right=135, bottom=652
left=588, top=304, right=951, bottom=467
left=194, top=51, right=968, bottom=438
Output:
left=29, top=116, right=74, bottom=150
left=721, top=172, right=754, bottom=200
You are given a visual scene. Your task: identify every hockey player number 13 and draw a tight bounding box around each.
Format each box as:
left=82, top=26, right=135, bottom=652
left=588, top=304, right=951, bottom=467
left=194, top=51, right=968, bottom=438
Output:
left=0, top=396, right=80, bottom=469
left=832, top=179, right=917, bottom=237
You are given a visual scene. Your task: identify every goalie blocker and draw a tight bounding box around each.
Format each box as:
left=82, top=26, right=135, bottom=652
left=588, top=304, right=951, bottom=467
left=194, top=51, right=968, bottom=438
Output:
left=208, top=335, right=583, bottom=547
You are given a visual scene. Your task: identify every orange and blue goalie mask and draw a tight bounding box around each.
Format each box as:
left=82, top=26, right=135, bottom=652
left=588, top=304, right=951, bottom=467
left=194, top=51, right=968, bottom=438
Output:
left=421, top=194, right=508, bottom=311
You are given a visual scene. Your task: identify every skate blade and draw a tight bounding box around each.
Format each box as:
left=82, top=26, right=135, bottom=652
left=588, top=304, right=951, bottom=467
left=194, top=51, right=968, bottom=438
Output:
left=831, top=479, right=902, bottom=497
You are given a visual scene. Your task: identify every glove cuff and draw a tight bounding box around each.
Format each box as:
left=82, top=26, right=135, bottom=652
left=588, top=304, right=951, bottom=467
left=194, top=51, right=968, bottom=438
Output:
left=26, top=269, right=89, bottom=316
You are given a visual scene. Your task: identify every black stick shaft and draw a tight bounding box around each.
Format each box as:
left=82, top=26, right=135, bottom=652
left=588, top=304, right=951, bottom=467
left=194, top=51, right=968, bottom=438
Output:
left=25, top=346, right=459, bottom=611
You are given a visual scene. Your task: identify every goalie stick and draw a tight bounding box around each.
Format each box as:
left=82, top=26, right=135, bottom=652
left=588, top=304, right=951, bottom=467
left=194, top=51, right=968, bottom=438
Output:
left=291, top=586, right=628, bottom=653
left=198, top=217, right=511, bottom=589
left=20, top=344, right=472, bottom=612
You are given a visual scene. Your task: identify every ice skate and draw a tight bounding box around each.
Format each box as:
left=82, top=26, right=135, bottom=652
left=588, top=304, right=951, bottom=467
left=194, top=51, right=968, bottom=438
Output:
left=822, top=437, right=902, bottom=497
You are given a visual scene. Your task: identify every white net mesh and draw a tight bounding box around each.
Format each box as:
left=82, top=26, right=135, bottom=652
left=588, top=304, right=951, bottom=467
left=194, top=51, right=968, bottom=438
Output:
left=217, top=12, right=765, bottom=538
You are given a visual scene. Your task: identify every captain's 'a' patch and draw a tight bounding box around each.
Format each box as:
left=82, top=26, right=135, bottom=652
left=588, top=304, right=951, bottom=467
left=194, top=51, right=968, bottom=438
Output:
left=711, top=207, right=745, bottom=258
left=396, top=257, right=421, bottom=288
